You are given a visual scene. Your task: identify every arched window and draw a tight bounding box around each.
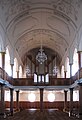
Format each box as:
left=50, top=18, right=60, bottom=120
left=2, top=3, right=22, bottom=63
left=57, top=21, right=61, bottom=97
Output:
left=5, top=47, right=11, bottom=76
left=72, top=48, right=79, bottom=76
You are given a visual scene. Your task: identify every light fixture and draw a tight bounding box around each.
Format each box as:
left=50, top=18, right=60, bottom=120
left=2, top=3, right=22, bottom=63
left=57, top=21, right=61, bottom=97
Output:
left=36, top=47, right=47, bottom=64
left=53, top=56, right=58, bottom=75
left=47, top=92, right=55, bottom=102
left=28, top=93, right=36, bottom=102
left=36, top=31, right=47, bottom=64
left=26, top=65, right=30, bottom=74
left=36, top=10, right=47, bottom=64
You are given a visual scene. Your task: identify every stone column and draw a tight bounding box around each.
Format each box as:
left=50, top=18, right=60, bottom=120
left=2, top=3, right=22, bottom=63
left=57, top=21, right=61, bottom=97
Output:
left=1, top=52, right=5, bottom=70
left=35, top=61, right=36, bottom=73
left=40, top=88, right=44, bottom=112
left=69, top=88, right=73, bottom=116
left=31, top=59, right=32, bottom=77
left=69, top=63, right=73, bottom=78
left=79, top=84, right=82, bottom=119
left=38, top=64, right=39, bottom=74
left=51, top=58, right=53, bottom=76
left=0, top=84, right=5, bottom=118
left=64, top=71, right=67, bottom=78
left=16, top=91, right=19, bottom=111
left=10, top=51, right=14, bottom=77
left=47, top=64, right=49, bottom=73
left=64, top=90, right=68, bottom=112
left=69, top=49, right=73, bottom=77
left=10, top=88, right=13, bottom=116
left=10, top=64, right=14, bottom=77
left=16, top=71, right=19, bottom=78
left=78, top=51, right=82, bottom=69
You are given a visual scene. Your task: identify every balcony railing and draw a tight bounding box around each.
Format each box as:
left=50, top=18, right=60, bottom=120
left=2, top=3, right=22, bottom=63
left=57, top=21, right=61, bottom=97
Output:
left=12, top=77, right=70, bottom=86
left=71, top=68, right=82, bottom=83
left=0, top=67, right=82, bottom=87
left=0, top=67, right=13, bottom=85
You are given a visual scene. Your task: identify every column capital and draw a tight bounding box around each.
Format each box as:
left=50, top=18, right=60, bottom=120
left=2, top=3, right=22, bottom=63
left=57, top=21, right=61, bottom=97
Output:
left=64, top=89, right=68, bottom=92
left=0, top=84, right=5, bottom=87
left=9, top=88, right=14, bottom=91
left=16, top=90, right=19, bottom=93
left=77, top=50, right=82, bottom=53
left=77, top=79, right=82, bottom=86
left=69, top=63, right=73, bottom=65
left=78, top=83, right=82, bottom=86
left=0, top=51, right=6, bottom=54
left=39, top=88, right=44, bottom=90
left=10, top=64, right=14, bottom=66
left=69, top=87, right=74, bottom=90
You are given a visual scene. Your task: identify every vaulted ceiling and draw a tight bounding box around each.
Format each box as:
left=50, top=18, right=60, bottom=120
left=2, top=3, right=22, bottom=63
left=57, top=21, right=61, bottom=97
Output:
left=0, top=0, right=82, bottom=66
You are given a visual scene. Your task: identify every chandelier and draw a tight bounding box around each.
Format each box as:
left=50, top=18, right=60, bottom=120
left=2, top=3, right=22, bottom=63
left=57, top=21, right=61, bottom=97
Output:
left=26, top=65, right=30, bottom=74
left=36, top=48, right=47, bottom=64
left=36, top=10, right=47, bottom=64
left=53, top=56, right=58, bottom=75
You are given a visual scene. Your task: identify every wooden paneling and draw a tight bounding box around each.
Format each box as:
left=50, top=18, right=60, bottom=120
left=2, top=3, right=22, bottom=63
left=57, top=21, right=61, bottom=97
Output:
left=5, top=101, right=79, bottom=111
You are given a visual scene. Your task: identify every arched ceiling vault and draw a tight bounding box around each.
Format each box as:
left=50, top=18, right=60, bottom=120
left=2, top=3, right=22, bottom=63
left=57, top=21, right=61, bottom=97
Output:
left=0, top=0, right=82, bottom=66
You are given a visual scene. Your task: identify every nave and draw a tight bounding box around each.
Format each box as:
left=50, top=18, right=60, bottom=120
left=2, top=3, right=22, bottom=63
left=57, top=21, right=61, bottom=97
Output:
left=6, top=109, right=79, bottom=120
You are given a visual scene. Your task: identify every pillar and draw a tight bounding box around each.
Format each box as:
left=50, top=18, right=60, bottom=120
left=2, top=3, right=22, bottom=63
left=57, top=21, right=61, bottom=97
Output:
left=47, top=64, right=49, bottom=73
left=78, top=51, right=82, bottom=69
left=64, top=71, right=67, bottom=78
left=10, top=50, right=14, bottom=77
left=40, top=88, right=44, bottom=112
left=79, top=84, right=82, bottom=119
left=38, top=63, right=39, bottom=74
left=69, top=63, right=73, bottom=78
left=69, top=88, right=73, bottom=116
left=64, top=90, right=68, bottom=112
left=10, top=64, right=14, bottom=77
left=1, top=52, right=5, bottom=70
left=69, top=49, right=73, bottom=77
left=77, top=51, right=82, bottom=80
left=34, top=60, right=36, bottom=73
left=51, top=58, right=53, bottom=76
left=16, top=71, right=19, bottom=78
left=10, top=88, right=13, bottom=116
left=31, top=58, right=32, bottom=76
left=0, top=84, right=5, bottom=118
left=16, top=90, right=19, bottom=111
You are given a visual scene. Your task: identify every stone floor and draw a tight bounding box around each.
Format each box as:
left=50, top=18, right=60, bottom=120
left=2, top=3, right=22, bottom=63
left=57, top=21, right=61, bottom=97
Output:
left=5, top=109, right=79, bottom=120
